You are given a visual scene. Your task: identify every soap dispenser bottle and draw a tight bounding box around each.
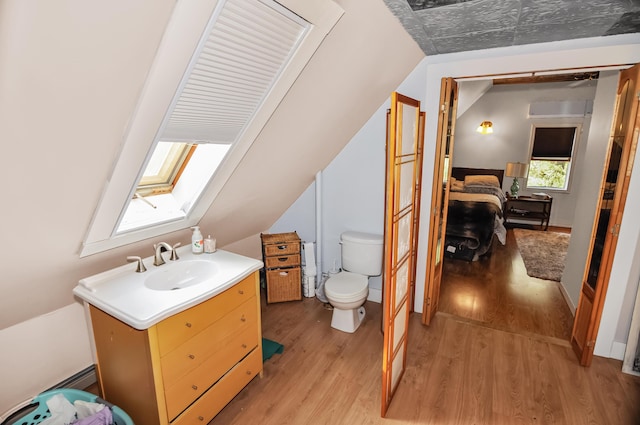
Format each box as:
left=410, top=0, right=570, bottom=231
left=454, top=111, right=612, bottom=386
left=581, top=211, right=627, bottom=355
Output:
left=191, top=226, right=204, bottom=254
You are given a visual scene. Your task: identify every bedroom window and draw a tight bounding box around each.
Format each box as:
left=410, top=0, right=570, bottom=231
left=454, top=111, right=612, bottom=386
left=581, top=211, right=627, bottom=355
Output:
left=526, top=125, right=578, bottom=191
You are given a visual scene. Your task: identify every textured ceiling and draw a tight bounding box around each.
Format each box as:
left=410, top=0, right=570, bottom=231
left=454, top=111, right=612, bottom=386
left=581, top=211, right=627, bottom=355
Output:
left=384, top=0, right=640, bottom=55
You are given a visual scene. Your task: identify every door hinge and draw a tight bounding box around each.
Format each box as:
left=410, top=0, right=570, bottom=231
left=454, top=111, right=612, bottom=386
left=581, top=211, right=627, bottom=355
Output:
left=611, top=223, right=621, bottom=236
left=425, top=297, right=431, bottom=306
left=586, top=340, right=596, bottom=348
left=441, top=103, right=446, bottom=112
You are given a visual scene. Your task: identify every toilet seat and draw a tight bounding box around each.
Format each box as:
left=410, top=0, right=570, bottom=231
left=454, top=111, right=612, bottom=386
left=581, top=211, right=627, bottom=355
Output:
left=324, top=271, right=368, bottom=302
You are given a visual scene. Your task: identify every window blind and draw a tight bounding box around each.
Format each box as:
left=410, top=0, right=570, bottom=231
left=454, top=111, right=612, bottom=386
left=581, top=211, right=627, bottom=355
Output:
left=161, top=0, right=309, bottom=144
left=531, top=127, right=577, bottom=160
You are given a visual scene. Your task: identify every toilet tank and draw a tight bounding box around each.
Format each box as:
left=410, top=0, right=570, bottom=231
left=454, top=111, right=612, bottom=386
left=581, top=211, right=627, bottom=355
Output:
left=340, top=231, right=383, bottom=276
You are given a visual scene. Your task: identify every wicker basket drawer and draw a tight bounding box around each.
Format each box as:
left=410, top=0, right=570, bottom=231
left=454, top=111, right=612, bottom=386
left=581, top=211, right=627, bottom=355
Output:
left=266, top=267, right=301, bottom=303
left=265, top=254, right=300, bottom=269
left=264, top=242, right=299, bottom=257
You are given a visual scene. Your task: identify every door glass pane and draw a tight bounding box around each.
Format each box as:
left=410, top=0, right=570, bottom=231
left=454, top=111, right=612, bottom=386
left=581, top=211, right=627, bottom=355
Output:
left=400, top=161, right=414, bottom=209
left=397, top=212, right=412, bottom=260
left=401, top=104, right=417, bottom=155
left=395, top=260, right=409, bottom=308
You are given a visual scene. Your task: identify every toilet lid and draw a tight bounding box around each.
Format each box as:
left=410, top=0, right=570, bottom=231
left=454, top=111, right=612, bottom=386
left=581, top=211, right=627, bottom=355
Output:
left=324, top=272, right=368, bottom=300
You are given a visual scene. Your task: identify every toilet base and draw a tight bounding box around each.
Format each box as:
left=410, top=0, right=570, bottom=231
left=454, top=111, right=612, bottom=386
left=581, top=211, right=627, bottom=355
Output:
left=330, top=305, right=366, bottom=333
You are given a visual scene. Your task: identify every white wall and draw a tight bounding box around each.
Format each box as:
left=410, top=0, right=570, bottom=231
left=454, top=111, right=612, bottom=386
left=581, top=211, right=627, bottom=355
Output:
left=562, top=71, right=619, bottom=312
left=270, top=59, right=429, bottom=301
left=453, top=81, right=597, bottom=228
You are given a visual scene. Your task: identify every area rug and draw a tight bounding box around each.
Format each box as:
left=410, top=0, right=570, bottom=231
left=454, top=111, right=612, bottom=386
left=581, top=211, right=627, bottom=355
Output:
left=513, top=228, right=570, bottom=282
left=262, top=338, right=284, bottom=362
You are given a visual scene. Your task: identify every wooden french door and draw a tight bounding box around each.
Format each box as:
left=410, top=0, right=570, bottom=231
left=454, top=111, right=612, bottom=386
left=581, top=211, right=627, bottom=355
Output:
left=381, top=92, right=423, bottom=416
left=422, top=78, right=458, bottom=325
left=571, top=63, right=640, bottom=366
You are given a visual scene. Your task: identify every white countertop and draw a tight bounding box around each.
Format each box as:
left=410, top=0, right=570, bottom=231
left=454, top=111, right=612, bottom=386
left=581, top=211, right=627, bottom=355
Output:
left=73, top=248, right=263, bottom=330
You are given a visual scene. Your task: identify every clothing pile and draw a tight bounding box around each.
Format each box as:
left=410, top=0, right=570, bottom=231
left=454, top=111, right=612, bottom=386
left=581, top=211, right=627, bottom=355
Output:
left=39, top=393, right=113, bottom=425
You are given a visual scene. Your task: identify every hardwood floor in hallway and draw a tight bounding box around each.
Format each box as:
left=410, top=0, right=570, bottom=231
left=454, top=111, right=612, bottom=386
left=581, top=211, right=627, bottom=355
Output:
left=210, top=294, right=640, bottom=424
left=439, top=227, right=575, bottom=342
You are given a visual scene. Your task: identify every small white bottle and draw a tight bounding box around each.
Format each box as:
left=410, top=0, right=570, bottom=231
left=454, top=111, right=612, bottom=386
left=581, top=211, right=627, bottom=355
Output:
left=191, top=226, right=204, bottom=254
left=204, top=235, right=216, bottom=253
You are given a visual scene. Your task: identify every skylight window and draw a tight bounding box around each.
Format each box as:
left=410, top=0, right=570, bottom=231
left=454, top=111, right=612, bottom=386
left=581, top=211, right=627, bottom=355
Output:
left=79, top=0, right=343, bottom=257
left=137, top=142, right=194, bottom=195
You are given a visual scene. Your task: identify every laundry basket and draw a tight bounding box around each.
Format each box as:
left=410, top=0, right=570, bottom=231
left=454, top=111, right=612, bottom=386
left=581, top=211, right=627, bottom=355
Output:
left=3, top=388, right=134, bottom=425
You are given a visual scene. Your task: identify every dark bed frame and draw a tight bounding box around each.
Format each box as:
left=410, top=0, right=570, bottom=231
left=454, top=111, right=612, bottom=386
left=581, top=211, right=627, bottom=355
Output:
left=450, top=167, right=504, bottom=187
left=445, top=167, right=505, bottom=261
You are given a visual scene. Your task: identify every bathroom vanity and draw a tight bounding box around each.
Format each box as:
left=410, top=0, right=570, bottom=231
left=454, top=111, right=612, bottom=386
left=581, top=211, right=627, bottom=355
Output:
left=74, top=248, right=263, bottom=425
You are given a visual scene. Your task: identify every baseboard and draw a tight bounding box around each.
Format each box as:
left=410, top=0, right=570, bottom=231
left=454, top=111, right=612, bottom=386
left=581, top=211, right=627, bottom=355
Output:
left=368, top=288, right=382, bottom=303
left=558, top=281, right=576, bottom=315
left=48, top=365, right=96, bottom=392
left=611, top=341, right=626, bottom=360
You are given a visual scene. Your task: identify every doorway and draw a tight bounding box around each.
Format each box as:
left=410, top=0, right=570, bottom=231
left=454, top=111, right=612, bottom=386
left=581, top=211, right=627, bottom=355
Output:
left=439, top=77, right=587, bottom=341
left=421, top=66, right=639, bottom=356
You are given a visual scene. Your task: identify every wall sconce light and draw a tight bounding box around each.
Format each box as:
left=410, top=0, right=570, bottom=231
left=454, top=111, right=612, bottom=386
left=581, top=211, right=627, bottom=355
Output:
left=505, top=161, right=529, bottom=197
left=476, top=121, right=493, bottom=134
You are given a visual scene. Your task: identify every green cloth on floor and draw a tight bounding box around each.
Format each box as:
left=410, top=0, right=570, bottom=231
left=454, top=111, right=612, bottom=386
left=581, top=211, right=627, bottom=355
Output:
left=262, top=338, right=284, bottom=362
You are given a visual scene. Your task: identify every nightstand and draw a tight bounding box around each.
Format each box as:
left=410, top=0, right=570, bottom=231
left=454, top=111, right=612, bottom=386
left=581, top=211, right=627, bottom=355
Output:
left=504, top=194, right=552, bottom=230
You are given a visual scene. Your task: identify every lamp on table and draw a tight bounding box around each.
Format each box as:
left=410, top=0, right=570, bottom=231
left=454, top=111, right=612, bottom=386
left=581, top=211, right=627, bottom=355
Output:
left=505, top=162, right=528, bottom=198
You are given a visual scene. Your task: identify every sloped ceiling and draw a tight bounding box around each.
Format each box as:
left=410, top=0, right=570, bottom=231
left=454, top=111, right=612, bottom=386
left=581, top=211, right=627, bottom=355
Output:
left=385, top=0, right=640, bottom=55
left=0, top=0, right=424, bottom=328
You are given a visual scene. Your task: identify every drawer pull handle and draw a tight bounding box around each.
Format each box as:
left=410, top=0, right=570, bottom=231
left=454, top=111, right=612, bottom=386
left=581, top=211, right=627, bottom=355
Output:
left=188, top=354, right=195, bottom=360
left=192, top=385, right=198, bottom=390
left=198, top=416, right=204, bottom=421
left=242, top=343, right=247, bottom=349
left=278, top=257, right=287, bottom=262
left=246, top=370, right=252, bottom=375
left=185, top=322, right=192, bottom=328
left=279, top=271, right=288, bottom=276
left=240, top=315, right=246, bottom=322
left=238, top=289, right=244, bottom=295
left=277, top=245, right=287, bottom=250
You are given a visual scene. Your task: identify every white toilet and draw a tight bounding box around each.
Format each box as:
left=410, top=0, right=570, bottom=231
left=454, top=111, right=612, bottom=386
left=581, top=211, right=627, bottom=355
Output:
left=324, top=231, right=383, bottom=333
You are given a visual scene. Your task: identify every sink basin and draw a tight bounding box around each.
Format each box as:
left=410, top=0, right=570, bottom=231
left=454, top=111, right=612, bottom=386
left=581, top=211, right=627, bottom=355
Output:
left=145, top=260, right=218, bottom=291
left=73, top=248, right=263, bottom=330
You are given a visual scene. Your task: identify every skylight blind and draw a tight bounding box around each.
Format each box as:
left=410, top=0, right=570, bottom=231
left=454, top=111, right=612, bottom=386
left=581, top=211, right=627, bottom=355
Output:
left=161, top=0, right=308, bottom=144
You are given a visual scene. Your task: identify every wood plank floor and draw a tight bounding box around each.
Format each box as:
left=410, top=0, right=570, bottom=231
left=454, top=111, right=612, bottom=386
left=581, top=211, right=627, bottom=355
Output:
left=210, top=296, right=640, bottom=424
left=439, top=227, right=575, bottom=342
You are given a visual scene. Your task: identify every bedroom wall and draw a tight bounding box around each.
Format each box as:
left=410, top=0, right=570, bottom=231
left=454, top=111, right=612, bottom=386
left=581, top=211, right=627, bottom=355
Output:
left=452, top=81, right=598, bottom=228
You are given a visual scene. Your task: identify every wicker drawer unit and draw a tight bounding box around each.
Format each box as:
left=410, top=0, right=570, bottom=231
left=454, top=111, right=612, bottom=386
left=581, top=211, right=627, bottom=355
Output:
left=261, top=232, right=302, bottom=303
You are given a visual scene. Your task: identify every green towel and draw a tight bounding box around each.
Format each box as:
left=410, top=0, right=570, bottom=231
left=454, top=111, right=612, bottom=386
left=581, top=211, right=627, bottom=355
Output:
left=262, top=338, right=284, bottom=362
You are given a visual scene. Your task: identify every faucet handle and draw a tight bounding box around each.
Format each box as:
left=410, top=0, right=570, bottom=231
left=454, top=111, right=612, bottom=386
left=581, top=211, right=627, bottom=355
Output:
left=171, top=243, right=181, bottom=261
left=127, top=256, right=147, bottom=273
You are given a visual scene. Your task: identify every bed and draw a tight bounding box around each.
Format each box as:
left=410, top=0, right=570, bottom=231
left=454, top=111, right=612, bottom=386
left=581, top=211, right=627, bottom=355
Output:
left=444, top=167, right=507, bottom=261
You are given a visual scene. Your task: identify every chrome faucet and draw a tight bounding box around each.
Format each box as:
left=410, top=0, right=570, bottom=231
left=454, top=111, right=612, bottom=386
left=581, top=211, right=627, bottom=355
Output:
left=153, top=242, right=173, bottom=266
left=126, top=256, right=147, bottom=273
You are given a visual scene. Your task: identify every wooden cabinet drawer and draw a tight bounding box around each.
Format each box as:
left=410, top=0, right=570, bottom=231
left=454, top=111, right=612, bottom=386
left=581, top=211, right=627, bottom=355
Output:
left=264, top=241, right=299, bottom=257
left=156, top=275, right=256, bottom=356
left=160, top=297, right=258, bottom=387
left=164, top=325, right=258, bottom=420
left=171, top=348, right=262, bottom=425
left=265, top=254, right=300, bottom=269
